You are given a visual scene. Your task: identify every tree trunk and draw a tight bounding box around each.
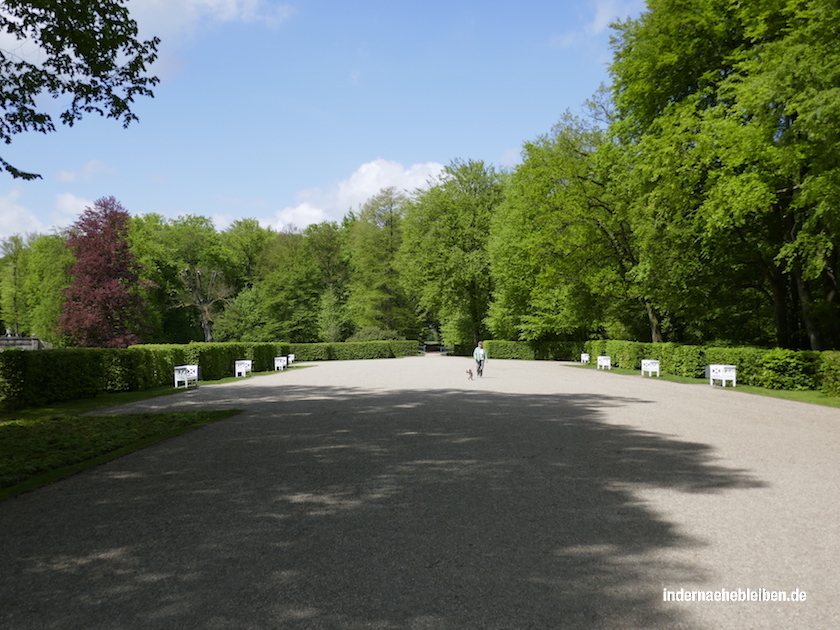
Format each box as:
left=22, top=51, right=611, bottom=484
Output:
left=793, top=266, right=822, bottom=351
left=644, top=301, right=663, bottom=343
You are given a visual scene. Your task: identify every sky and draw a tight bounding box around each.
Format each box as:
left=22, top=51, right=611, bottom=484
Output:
left=0, top=0, right=646, bottom=242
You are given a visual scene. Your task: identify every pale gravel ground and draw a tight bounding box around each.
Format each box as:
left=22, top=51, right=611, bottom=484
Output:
left=1, top=354, right=838, bottom=629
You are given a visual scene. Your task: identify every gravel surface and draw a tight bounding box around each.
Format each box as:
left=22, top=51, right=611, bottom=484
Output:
left=1, top=355, right=838, bottom=629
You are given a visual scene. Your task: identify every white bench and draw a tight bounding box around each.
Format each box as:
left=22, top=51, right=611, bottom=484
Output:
left=641, top=359, right=660, bottom=377
left=287, top=353, right=295, bottom=365
left=580, top=353, right=590, bottom=364
left=597, top=355, right=611, bottom=370
left=174, top=364, right=199, bottom=388
left=708, top=364, right=736, bottom=387
left=235, top=359, right=253, bottom=378
left=274, top=356, right=288, bottom=371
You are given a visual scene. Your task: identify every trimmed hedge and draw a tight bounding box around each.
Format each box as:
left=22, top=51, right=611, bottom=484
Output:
left=471, top=339, right=838, bottom=396
left=0, top=340, right=421, bottom=411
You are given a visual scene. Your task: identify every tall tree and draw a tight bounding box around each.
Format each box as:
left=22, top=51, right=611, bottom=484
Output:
left=399, top=160, right=503, bottom=346
left=164, top=215, right=233, bottom=343
left=58, top=197, right=153, bottom=347
left=21, top=233, right=74, bottom=344
left=610, top=0, right=840, bottom=349
left=0, top=234, right=28, bottom=335
left=220, top=219, right=275, bottom=291
left=0, top=0, right=159, bottom=179
left=490, top=113, right=660, bottom=343
left=346, top=187, right=419, bottom=338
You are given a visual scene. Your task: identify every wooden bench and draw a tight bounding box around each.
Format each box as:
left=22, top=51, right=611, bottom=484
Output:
left=708, top=364, right=737, bottom=387
left=174, top=364, right=199, bottom=388
left=580, top=353, right=590, bottom=364
left=597, top=355, right=611, bottom=370
left=235, top=359, right=253, bottom=378
left=274, top=356, right=288, bottom=371
left=641, top=359, right=660, bottom=377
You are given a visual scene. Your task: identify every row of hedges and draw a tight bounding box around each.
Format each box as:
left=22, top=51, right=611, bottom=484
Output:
left=477, top=339, right=840, bottom=396
left=0, top=340, right=420, bottom=412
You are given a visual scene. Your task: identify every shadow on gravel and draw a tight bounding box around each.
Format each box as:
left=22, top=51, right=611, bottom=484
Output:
left=0, top=384, right=766, bottom=630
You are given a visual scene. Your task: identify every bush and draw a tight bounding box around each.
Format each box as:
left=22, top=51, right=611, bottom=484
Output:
left=484, top=341, right=535, bottom=360
left=755, top=348, right=819, bottom=391
left=818, top=352, right=840, bottom=397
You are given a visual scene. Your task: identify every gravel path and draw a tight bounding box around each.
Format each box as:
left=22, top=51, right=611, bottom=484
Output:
left=1, top=355, right=838, bottom=629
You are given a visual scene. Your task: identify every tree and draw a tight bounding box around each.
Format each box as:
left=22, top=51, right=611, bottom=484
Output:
left=58, top=197, right=154, bottom=347
left=489, top=113, right=657, bottom=343
left=610, top=0, right=840, bottom=349
left=253, top=228, right=322, bottom=342
left=164, top=215, right=233, bottom=343
left=219, top=219, right=275, bottom=291
left=20, top=233, right=74, bottom=344
left=0, top=0, right=159, bottom=179
left=346, top=187, right=419, bottom=339
left=0, top=234, right=28, bottom=334
left=399, top=160, right=503, bottom=346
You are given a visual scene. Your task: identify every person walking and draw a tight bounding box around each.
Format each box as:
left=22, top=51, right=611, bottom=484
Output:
left=473, top=341, right=487, bottom=377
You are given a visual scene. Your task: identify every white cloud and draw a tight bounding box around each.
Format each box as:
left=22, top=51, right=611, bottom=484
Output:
left=130, top=0, right=296, bottom=39
left=57, top=160, right=113, bottom=183
left=553, top=0, right=646, bottom=47
left=53, top=193, right=94, bottom=228
left=268, top=159, right=445, bottom=231
left=128, top=0, right=296, bottom=78
left=0, top=189, right=45, bottom=240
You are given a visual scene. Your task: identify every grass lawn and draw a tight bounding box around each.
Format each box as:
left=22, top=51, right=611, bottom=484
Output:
left=570, top=363, right=840, bottom=409
left=0, top=386, right=241, bottom=500
left=0, top=366, right=312, bottom=500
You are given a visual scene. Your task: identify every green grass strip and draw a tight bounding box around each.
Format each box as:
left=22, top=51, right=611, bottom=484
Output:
left=0, top=409, right=240, bottom=500
left=571, top=363, right=840, bottom=408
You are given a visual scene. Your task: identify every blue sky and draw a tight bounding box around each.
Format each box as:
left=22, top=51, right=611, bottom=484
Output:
left=0, top=0, right=645, bottom=242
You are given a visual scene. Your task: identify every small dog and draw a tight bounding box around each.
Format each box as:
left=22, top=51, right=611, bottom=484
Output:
left=467, top=368, right=474, bottom=381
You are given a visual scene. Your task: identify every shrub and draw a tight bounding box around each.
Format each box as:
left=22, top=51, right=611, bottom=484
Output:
left=755, top=348, right=819, bottom=391
left=484, top=341, right=534, bottom=360
left=818, top=352, right=840, bottom=397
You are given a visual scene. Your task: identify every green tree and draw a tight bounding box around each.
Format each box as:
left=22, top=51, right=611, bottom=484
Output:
left=21, top=233, right=74, bottom=344
left=0, top=0, right=159, bottom=179
left=220, top=219, right=275, bottom=291
left=489, top=113, right=657, bottom=343
left=610, top=0, right=840, bottom=349
left=246, top=228, right=321, bottom=342
left=129, top=214, right=232, bottom=343
left=346, top=187, right=419, bottom=339
left=399, top=160, right=503, bottom=346
left=0, top=234, right=28, bottom=334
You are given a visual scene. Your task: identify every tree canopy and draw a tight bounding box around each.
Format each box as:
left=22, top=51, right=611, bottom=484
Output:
left=0, top=0, right=159, bottom=179
left=2, top=1, right=839, bottom=351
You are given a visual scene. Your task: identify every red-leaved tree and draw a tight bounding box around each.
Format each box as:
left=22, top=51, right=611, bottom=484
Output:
left=59, top=196, right=154, bottom=347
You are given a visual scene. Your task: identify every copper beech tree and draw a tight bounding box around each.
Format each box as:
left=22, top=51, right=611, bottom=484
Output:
left=58, top=197, right=154, bottom=347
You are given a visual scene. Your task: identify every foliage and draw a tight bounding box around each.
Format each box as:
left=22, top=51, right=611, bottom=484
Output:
left=346, top=327, right=404, bottom=342
left=484, top=340, right=535, bottom=361
left=346, top=188, right=420, bottom=338
left=58, top=197, right=154, bottom=347
left=610, top=0, right=840, bottom=350
left=0, top=235, right=27, bottom=334
left=399, top=160, right=503, bottom=346
left=818, top=353, right=840, bottom=397
left=0, top=0, right=159, bottom=179
left=489, top=112, right=656, bottom=343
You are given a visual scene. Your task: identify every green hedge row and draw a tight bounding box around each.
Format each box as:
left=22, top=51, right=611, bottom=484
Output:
left=476, top=339, right=837, bottom=395
left=0, top=340, right=420, bottom=411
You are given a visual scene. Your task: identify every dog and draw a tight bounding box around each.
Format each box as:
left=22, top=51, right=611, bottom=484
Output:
left=467, top=368, right=474, bottom=381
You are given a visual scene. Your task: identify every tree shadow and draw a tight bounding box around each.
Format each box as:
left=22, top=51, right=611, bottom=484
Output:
left=0, top=384, right=766, bottom=629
